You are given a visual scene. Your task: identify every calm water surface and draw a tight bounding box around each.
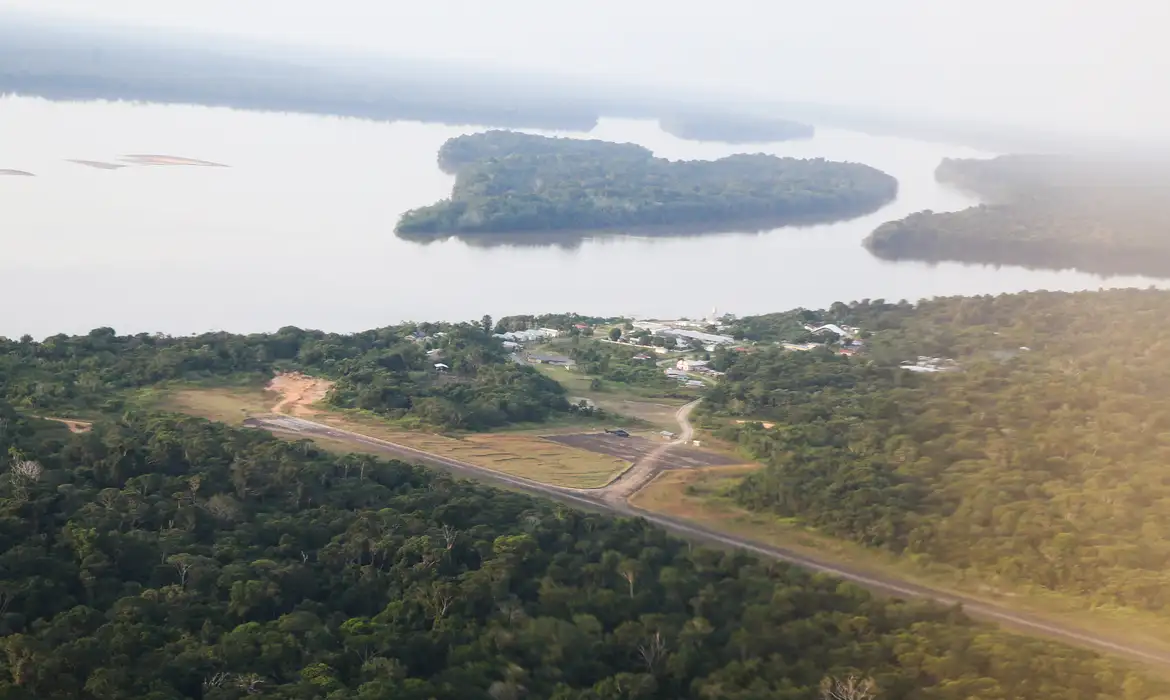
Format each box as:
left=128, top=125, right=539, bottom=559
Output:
left=2, top=96, right=1164, bottom=339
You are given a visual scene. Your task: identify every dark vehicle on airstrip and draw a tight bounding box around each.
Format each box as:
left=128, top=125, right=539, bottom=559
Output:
left=604, top=429, right=630, bottom=438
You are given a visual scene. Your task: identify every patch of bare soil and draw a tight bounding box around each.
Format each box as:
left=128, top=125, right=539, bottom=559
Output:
left=266, top=373, right=335, bottom=416
left=735, top=419, right=776, bottom=429
left=37, top=417, right=93, bottom=433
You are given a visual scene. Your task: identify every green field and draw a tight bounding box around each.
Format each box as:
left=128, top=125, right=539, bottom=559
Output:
left=151, top=385, right=630, bottom=489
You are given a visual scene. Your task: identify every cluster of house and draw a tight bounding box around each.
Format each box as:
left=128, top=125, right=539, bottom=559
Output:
left=407, top=330, right=447, bottom=343
left=803, top=323, right=861, bottom=338
left=526, top=352, right=575, bottom=367
left=493, top=327, right=563, bottom=350
left=779, top=323, right=867, bottom=356
left=630, top=321, right=739, bottom=353
left=662, top=358, right=722, bottom=387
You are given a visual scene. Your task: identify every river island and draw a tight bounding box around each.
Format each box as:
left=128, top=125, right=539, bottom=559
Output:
left=864, top=154, right=1170, bottom=277
left=396, top=131, right=898, bottom=236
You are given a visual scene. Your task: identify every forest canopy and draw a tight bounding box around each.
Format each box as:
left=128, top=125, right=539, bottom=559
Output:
left=396, top=131, right=898, bottom=235
left=0, top=403, right=1164, bottom=699
left=864, top=155, right=1170, bottom=277
left=704, top=289, right=1170, bottom=616
left=0, top=322, right=568, bottom=432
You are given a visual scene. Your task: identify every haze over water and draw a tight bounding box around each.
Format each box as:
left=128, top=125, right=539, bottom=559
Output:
left=2, top=95, right=1165, bottom=339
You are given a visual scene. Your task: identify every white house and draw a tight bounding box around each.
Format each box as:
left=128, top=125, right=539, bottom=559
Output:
left=676, top=359, right=710, bottom=372
left=804, top=323, right=856, bottom=339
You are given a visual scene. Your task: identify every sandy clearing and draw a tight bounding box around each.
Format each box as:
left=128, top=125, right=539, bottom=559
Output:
left=67, top=159, right=127, bottom=170
left=36, top=416, right=93, bottom=433
left=119, top=154, right=229, bottom=167
left=735, top=419, right=776, bottom=429
left=267, top=372, right=335, bottom=415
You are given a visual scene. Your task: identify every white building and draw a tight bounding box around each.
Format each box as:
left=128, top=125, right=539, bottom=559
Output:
left=494, top=328, right=562, bottom=344
left=676, top=359, right=710, bottom=371
left=804, top=323, right=858, bottom=339
left=656, top=328, right=737, bottom=346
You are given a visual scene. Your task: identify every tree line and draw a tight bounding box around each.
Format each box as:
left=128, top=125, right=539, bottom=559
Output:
left=703, top=290, right=1170, bottom=614
left=0, top=404, right=1163, bottom=699
left=0, top=322, right=568, bottom=431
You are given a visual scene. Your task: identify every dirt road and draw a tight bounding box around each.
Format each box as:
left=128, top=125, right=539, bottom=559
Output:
left=601, top=399, right=700, bottom=503
left=245, top=401, right=1170, bottom=669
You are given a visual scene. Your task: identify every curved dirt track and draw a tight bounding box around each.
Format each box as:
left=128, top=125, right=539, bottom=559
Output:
left=246, top=398, right=1170, bottom=669
left=600, top=399, right=700, bottom=503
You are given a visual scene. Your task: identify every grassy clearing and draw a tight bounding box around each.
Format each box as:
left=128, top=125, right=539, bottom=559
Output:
left=533, top=364, right=690, bottom=430
left=395, top=432, right=629, bottom=488
left=142, top=385, right=278, bottom=424
left=156, top=385, right=629, bottom=489
left=631, top=466, right=1170, bottom=665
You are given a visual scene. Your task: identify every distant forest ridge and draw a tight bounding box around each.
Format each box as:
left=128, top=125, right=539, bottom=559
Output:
left=0, top=14, right=1145, bottom=153
left=658, top=112, right=815, bottom=144
left=0, top=16, right=803, bottom=136
left=864, top=154, right=1170, bottom=277
left=396, top=131, right=898, bottom=236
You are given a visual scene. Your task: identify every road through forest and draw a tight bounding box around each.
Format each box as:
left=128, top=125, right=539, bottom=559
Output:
left=245, top=402, right=1170, bottom=669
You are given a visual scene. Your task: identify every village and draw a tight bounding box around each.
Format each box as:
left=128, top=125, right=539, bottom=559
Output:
left=484, top=309, right=877, bottom=390
left=405, top=315, right=979, bottom=386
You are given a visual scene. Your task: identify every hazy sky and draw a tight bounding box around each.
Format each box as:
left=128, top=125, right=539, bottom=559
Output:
left=6, top=0, right=1169, bottom=138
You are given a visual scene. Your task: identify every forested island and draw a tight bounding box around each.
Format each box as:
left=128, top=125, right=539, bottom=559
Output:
left=658, top=112, right=815, bottom=144
left=705, top=289, right=1170, bottom=617
left=864, top=155, right=1170, bottom=276
left=396, top=131, right=898, bottom=236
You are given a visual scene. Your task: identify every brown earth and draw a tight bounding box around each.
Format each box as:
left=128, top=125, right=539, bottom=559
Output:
left=267, top=373, right=334, bottom=415
left=36, top=417, right=93, bottom=433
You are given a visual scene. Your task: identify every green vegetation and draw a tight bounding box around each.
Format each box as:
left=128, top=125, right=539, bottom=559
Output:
left=0, top=323, right=568, bottom=431
left=865, top=155, right=1170, bottom=276
left=702, top=290, right=1170, bottom=618
left=396, top=131, right=898, bottom=235
left=0, top=405, right=1165, bottom=699
left=658, top=112, right=815, bottom=144
left=566, top=343, right=678, bottom=392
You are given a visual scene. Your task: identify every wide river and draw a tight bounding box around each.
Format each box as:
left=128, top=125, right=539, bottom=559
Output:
left=2, top=96, right=1164, bottom=339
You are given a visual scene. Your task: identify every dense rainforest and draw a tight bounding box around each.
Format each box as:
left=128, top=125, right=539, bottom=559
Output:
left=0, top=404, right=1165, bottom=699
left=395, top=131, right=898, bottom=235
left=704, top=289, right=1170, bottom=614
left=657, top=112, right=815, bottom=144
left=864, top=155, right=1170, bottom=277
left=0, top=322, right=568, bottom=431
